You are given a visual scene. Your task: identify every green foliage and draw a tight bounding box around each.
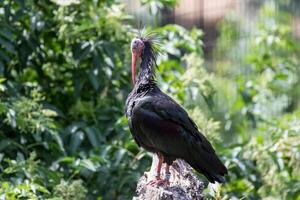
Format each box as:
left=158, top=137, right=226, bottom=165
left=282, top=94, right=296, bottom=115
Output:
left=6, top=94, right=57, bottom=134
left=0, top=0, right=299, bottom=199
left=51, top=180, right=87, bottom=200
left=209, top=1, right=300, bottom=199
left=0, top=152, right=51, bottom=199
left=0, top=0, right=142, bottom=199
left=140, top=0, right=178, bottom=15
left=0, top=0, right=188, bottom=199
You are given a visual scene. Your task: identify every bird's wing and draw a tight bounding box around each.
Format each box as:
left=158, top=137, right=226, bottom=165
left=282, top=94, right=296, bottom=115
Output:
left=133, top=94, right=227, bottom=183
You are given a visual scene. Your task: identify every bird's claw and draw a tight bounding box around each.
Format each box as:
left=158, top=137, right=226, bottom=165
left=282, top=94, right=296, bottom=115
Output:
left=147, top=178, right=170, bottom=187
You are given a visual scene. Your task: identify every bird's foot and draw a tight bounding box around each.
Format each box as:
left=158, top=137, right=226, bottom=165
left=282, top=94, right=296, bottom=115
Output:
left=147, top=178, right=170, bottom=187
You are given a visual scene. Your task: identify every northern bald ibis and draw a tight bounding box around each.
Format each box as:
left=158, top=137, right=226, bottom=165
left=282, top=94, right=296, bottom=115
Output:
left=125, top=35, right=227, bottom=186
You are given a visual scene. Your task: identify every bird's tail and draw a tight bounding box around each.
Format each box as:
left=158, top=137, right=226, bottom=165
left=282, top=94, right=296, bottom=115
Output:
left=190, top=158, right=227, bottom=183
left=186, top=145, right=228, bottom=184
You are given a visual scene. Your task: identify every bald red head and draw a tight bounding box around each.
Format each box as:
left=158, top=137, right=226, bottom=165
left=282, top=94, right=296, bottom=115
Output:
left=131, top=38, right=144, bottom=85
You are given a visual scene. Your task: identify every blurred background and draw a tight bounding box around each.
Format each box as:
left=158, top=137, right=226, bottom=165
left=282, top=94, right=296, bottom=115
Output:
left=0, top=0, right=299, bottom=199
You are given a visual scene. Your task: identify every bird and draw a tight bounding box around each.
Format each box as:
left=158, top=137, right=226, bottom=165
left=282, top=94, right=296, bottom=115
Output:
left=125, top=33, right=227, bottom=186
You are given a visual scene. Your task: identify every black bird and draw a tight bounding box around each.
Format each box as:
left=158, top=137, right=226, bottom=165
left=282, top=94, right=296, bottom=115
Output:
left=125, top=35, right=227, bottom=186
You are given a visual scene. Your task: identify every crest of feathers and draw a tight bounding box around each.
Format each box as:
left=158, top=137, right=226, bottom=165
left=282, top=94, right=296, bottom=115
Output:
left=134, top=28, right=161, bottom=80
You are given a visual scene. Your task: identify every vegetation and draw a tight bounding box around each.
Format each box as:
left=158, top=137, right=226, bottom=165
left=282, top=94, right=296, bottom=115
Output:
left=0, top=0, right=299, bottom=199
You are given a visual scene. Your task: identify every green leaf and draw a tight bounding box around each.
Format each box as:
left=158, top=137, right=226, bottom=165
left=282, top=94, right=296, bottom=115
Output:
left=72, top=42, right=91, bottom=61
left=0, top=29, right=13, bottom=41
left=88, top=70, right=100, bottom=90
left=42, top=109, right=58, bottom=117
left=80, top=159, right=97, bottom=172
left=69, top=131, right=84, bottom=154
left=84, top=127, right=99, bottom=148
left=0, top=139, right=11, bottom=151
left=59, top=157, right=75, bottom=163
left=0, top=37, right=14, bottom=53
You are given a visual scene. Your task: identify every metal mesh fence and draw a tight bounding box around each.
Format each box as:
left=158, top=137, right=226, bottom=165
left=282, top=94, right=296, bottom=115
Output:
left=125, top=0, right=300, bottom=57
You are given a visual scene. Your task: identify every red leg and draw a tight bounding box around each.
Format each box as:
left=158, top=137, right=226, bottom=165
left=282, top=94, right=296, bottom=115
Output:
left=155, top=153, right=163, bottom=179
left=148, top=155, right=171, bottom=187
left=147, top=153, right=164, bottom=186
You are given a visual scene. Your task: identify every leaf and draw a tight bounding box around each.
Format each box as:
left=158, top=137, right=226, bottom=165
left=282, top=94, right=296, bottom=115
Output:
left=42, top=109, right=58, bottom=117
left=50, top=130, right=65, bottom=153
left=51, top=0, right=79, bottom=6
left=33, top=183, right=50, bottom=194
left=69, top=131, right=84, bottom=154
left=104, top=56, right=114, bottom=68
left=88, top=70, right=100, bottom=90
left=72, top=42, right=91, bottom=61
left=0, top=102, right=7, bottom=114
left=0, top=78, right=6, bottom=83
left=0, top=37, right=14, bottom=53
left=125, top=140, right=138, bottom=154
left=67, top=122, right=86, bottom=134
left=0, top=60, right=4, bottom=74
left=80, top=159, right=97, bottom=172
left=0, top=49, right=10, bottom=62
left=0, top=29, right=13, bottom=41
left=0, top=139, right=11, bottom=151
left=59, top=157, right=75, bottom=163
left=114, top=149, right=126, bottom=166
left=84, top=126, right=99, bottom=148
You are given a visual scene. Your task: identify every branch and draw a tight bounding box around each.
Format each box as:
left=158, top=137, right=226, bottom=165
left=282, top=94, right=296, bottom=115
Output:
left=133, top=154, right=204, bottom=200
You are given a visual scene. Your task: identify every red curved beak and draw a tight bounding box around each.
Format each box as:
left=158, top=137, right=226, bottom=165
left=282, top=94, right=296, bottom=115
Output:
left=131, top=52, right=137, bottom=85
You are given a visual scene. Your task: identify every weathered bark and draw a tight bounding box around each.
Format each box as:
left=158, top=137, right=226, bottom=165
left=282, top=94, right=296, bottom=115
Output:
left=133, top=154, right=204, bottom=200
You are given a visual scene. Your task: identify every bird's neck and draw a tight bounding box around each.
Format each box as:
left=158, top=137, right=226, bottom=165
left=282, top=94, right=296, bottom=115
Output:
left=136, top=57, right=155, bottom=86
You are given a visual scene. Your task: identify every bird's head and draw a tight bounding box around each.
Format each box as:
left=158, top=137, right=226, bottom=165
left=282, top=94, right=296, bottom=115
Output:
left=131, top=38, right=145, bottom=84
left=130, top=33, right=158, bottom=85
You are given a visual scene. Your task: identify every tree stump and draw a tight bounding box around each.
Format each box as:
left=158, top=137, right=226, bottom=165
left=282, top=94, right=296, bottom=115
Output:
left=133, top=154, right=204, bottom=200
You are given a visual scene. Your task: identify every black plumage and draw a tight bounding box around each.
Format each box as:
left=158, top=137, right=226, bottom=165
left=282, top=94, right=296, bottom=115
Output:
left=125, top=37, right=227, bottom=183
